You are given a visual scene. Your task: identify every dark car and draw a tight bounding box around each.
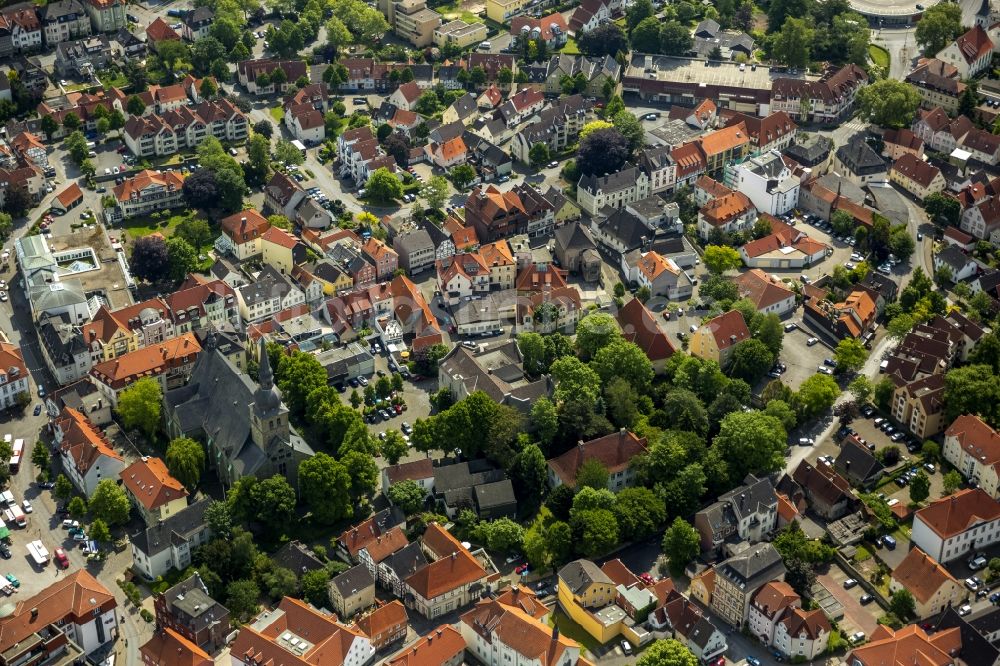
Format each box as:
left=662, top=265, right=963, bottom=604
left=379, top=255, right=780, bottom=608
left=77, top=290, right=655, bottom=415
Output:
left=860, top=594, right=874, bottom=605
left=33, top=404, right=41, bottom=416
left=0, top=544, right=10, bottom=560
left=861, top=405, right=874, bottom=417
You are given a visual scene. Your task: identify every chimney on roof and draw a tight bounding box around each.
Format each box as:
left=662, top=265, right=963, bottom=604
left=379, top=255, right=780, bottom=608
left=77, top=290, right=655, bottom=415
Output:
left=30, top=608, right=38, bottom=620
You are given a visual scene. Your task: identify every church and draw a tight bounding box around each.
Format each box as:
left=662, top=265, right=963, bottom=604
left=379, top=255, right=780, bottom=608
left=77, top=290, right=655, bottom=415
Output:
left=163, top=334, right=313, bottom=490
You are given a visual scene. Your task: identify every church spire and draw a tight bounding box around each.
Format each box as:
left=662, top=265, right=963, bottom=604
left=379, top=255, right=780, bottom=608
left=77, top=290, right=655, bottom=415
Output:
left=258, top=337, right=273, bottom=391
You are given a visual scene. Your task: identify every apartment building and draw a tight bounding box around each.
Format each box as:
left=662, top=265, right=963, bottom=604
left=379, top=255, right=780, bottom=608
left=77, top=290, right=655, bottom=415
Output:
left=433, top=19, right=487, bottom=49
left=85, top=0, right=125, bottom=32
left=154, top=573, right=231, bottom=653
left=577, top=165, right=651, bottom=217
left=710, top=544, right=787, bottom=627
left=905, top=58, right=965, bottom=113
left=0, top=343, right=29, bottom=410
left=727, top=150, right=800, bottom=216
left=379, top=0, right=440, bottom=47
left=41, top=0, right=91, bottom=46
left=694, top=474, right=778, bottom=554
left=215, top=209, right=271, bottom=260
left=89, top=333, right=202, bottom=406
left=892, top=374, right=946, bottom=440
left=911, top=488, right=1000, bottom=563
left=510, top=94, right=588, bottom=164
left=547, top=429, right=648, bottom=491
left=123, top=98, right=248, bottom=158
left=943, top=415, right=1000, bottom=498
left=105, top=169, right=185, bottom=224
left=54, top=404, right=126, bottom=496
left=236, top=58, right=308, bottom=95
left=403, top=523, right=490, bottom=619
left=120, top=456, right=188, bottom=527
left=889, top=547, right=961, bottom=619
left=769, top=64, right=868, bottom=123
left=890, top=153, right=945, bottom=201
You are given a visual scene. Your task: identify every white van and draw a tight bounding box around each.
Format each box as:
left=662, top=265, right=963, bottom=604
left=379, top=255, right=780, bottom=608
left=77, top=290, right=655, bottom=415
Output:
left=478, top=41, right=491, bottom=50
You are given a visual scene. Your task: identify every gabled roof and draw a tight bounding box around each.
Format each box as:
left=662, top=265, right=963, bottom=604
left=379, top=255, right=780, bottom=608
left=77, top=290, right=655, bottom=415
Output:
left=891, top=153, right=941, bottom=188
left=891, top=547, right=958, bottom=604
left=848, top=624, right=961, bottom=666
left=140, top=628, right=213, bottom=666
left=352, top=600, right=407, bottom=641
left=732, top=269, right=795, bottom=311
left=90, top=333, right=201, bottom=390
left=950, top=25, right=993, bottom=65
left=56, top=406, right=123, bottom=475
left=751, top=581, right=799, bottom=619
left=405, top=524, right=487, bottom=599
left=699, top=309, right=750, bottom=351
left=385, top=625, right=465, bottom=666
left=547, top=429, right=647, bottom=487
left=616, top=298, right=676, bottom=362
left=915, top=488, right=1000, bottom=539
left=120, top=456, right=187, bottom=511
left=146, top=17, right=180, bottom=42
left=461, top=597, right=579, bottom=665
left=221, top=209, right=270, bottom=243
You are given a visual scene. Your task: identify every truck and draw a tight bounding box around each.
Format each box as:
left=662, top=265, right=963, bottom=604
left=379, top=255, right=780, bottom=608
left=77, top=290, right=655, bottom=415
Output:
left=26, top=540, right=49, bottom=566
left=4, top=506, right=26, bottom=528
left=0, top=491, right=14, bottom=506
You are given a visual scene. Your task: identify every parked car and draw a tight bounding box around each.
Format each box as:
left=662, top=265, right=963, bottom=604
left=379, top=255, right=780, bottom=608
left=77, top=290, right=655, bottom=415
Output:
left=860, top=594, right=874, bottom=605
left=850, top=632, right=866, bottom=645
left=621, top=641, right=633, bottom=656
left=806, top=337, right=819, bottom=346
left=844, top=578, right=858, bottom=589
left=5, top=574, right=19, bottom=589
left=960, top=604, right=973, bottom=616
left=966, top=577, right=980, bottom=591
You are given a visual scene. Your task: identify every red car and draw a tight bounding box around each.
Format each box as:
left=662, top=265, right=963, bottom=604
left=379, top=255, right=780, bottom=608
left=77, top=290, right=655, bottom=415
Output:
left=515, top=563, right=529, bottom=574
left=394, top=404, right=403, bottom=414
left=53, top=548, right=69, bottom=568
left=638, top=573, right=655, bottom=585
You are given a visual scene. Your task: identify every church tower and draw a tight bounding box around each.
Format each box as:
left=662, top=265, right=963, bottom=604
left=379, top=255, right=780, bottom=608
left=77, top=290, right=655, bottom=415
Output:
left=250, top=338, right=289, bottom=450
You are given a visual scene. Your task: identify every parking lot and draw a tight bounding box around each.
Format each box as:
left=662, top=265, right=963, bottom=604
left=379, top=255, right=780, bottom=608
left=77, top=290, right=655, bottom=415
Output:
left=818, top=565, right=880, bottom=637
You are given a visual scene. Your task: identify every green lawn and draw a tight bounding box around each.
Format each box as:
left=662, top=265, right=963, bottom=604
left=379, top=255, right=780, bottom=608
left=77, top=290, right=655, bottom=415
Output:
left=561, top=38, right=581, bottom=55
left=98, top=71, right=129, bottom=89
left=869, top=44, right=890, bottom=69
left=434, top=2, right=484, bottom=23
left=270, top=106, right=284, bottom=122
left=548, top=607, right=602, bottom=656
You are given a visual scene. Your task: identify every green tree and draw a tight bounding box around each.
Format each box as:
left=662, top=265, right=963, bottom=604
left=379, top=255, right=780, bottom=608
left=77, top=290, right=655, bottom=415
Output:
left=298, top=453, right=352, bottom=524
left=614, top=487, right=666, bottom=541
left=62, top=112, right=81, bottom=132
left=942, top=470, right=962, bottom=495
left=637, top=639, right=698, bottom=666
left=796, top=373, right=840, bottom=420
left=910, top=470, right=930, bottom=504
left=89, top=518, right=111, bottom=543
left=262, top=566, right=299, bottom=601
left=165, top=437, right=205, bottom=491
left=662, top=517, right=700, bottom=577
left=40, top=115, right=58, bottom=140
left=342, top=450, right=378, bottom=499
left=915, top=2, right=963, bottom=55
left=68, top=496, right=87, bottom=520
left=575, top=312, right=622, bottom=359
left=591, top=339, right=654, bottom=390
left=380, top=430, right=408, bottom=465
left=387, top=479, right=426, bottom=514
left=248, top=475, right=297, bottom=529
left=714, top=411, right=788, bottom=477
left=475, top=518, right=525, bottom=553
left=924, top=192, right=961, bottom=227
left=572, top=508, right=619, bottom=557
left=274, top=139, right=305, bottom=166
left=226, top=580, right=260, bottom=622
left=774, top=17, right=814, bottom=68
left=510, top=444, right=548, bottom=515
left=631, top=16, right=663, bottom=52
left=166, top=237, right=197, bottom=281
left=703, top=245, right=743, bottom=274
left=727, top=339, right=774, bottom=383
left=530, top=398, right=558, bottom=447
left=54, top=474, right=73, bottom=503
left=89, top=478, right=131, bottom=526
left=872, top=375, right=895, bottom=409
left=528, top=142, right=550, bottom=168
left=117, top=377, right=162, bottom=439
left=450, top=164, right=477, bottom=190
left=300, top=569, right=331, bottom=608
left=276, top=351, right=327, bottom=418
left=419, top=175, right=449, bottom=210
left=889, top=588, right=916, bottom=621
left=31, top=442, right=49, bottom=473
left=856, top=79, right=922, bottom=128
left=325, top=15, right=352, bottom=51
left=365, top=167, right=403, bottom=202
left=834, top=338, right=868, bottom=373
left=175, top=216, right=213, bottom=249
left=576, top=458, right=610, bottom=490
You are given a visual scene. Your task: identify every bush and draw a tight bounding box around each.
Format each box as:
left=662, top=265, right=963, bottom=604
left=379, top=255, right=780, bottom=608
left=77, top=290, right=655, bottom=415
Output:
left=140, top=608, right=154, bottom=622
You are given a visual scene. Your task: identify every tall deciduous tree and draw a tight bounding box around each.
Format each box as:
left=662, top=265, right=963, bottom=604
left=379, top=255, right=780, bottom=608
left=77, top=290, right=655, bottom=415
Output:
left=165, top=437, right=205, bottom=491
left=662, top=518, right=700, bottom=577
left=576, top=127, right=630, bottom=177
left=117, top=378, right=162, bottom=438
left=915, top=2, right=963, bottom=55
left=856, top=79, right=922, bottom=129
left=298, top=453, right=352, bottom=524
left=89, top=478, right=131, bottom=526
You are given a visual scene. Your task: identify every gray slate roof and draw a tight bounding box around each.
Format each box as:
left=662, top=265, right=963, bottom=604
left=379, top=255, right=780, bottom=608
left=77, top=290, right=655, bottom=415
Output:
left=717, top=543, right=786, bottom=589
left=131, top=498, right=211, bottom=557
left=331, top=563, right=375, bottom=597
left=559, top=559, right=613, bottom=594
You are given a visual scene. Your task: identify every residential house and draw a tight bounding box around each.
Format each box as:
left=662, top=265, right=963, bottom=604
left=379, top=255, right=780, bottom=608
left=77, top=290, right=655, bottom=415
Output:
left=38, top=312, right=94, bottom=385
left=402, top=523, right=490, bottom=619
left=694, top=474, right=778, bottom=554
left=905, top=59, right=966, bottom=113
left=739, top=218, right=829, bottom=269
left=890, top=547, right=962, bottom=619
left=553, top=222, right=601, bottom=282
left=337, top=508, right=407, bottom=563
left=230, top=597, right=373, bottom=666
left=700, top=122, right=751, bottom=174
left=236, top=58, right=308, bottom=96
left=651, top=590, right=728, bottom=661
left=89, top=333, right=201, bottom=406
left=690, top=19, right=754, bottom=59
left=461, top=597, right=586, bottom=666
left=393, top=229, right=436, bottom=275
left=912, top=107, right=974, bottom=154
left=388, top=81, right=422, bottom=112
left=725, top=111, right=797, bottom=154
left=890, top=153, right=945, bottom=200
left=709, top=544, right=786, bottom=627
left=437, top=340, right=552, bottom=409
left=577, top=165, right=651, bottom=216
left=547, top=429, right=647, bottom=491
left=510, top=94, right=587, bottom=164
left=385, top=625, right=465, bottom=666
left=568, top=0, right=611, bottom=33
left=910, top=487, right=1000, bottom=563
left=557, top=559, right=640, bottom=645
left=215, top=209, right=270, bottom=260
left=164, top=276, right=240, bottom=335
left=882, top=128, right=925, bottom=161
left=510, top=12, right=568, bottom=49
left=848, top=624, right=962, bottom=666
left=382, top=458, right=434, bottom=501
left=0, top=343, right=29, bottom=409
left=464, top=183, right=554, bottom=241
left=153, top=573, right=230, bottom=653
left=328, top=564, right=376, bottom=619
left=935, top=245, right=978, bottom=283
left=261, top=226, right=307, bottom=276
left=732, top=269, right=797, bottom=317
left=119, top=456, right=188, bottom=527
left=689, top=310, right=751, bottom=367
left=748, top=581, right=799, bottom=645
left=264, top=171, right=306, bottom=220
left=833, top=438, right=884, bottom=488
left=105, top=169, right=185, bottom=223
left=616, top=297, right=675, bottom=373
left=353, top=600, right=408, bottom=652
left=937, top=25, right=994, bottom=78
left=632, top=251, right=688, bottom=300
left=832, top=135, right=887, bottom=185
left=0, top=5, right=42, bottom=53
left=773, top=607, right=830, bottom=660
left=786, top=460, right=856, bottom=520
left=130, top=498, right=212, bottom=579
left=84, top=0, right=126, bottom=33
left=0, top=571, right=117, bottom=663
left=54, top=405, right=126, bottom=496
left=235, top=265, right=306, bottom=323
left=696, top=191, right=756, bottom=240
left=140, top=629, right=212, bottom=666
left=145, top=17, right=180, bottom=50
left=182, top=6, right=213, bottom=41
left=41, top=0, right=91, bottom=46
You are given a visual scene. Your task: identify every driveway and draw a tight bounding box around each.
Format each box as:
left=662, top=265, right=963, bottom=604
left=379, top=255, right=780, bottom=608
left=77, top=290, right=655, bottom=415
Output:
left=817, top=570, right=879, bottom=637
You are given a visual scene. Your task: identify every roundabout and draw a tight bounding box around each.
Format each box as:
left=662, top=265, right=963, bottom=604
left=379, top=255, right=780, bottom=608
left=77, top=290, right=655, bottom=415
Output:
left=848, top=0, right=941, bottom=26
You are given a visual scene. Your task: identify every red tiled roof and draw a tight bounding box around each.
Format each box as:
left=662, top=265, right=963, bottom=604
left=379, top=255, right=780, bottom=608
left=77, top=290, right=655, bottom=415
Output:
left=120, top=456, right=187, bottom=511
left=701, top=309, right=751, bottom=350
left=547, top=430, right=647, bottom=487
left=139, top=628, right=212, bottom=666
left=56, top=407, right=123, bottom=475
left=616, top=298, right=675, bottom=362
left=386, top=625, right=465, bottom=666
left=891, top=547, right=957, bottom=604
left=914, top=488, right=1000, bottom=539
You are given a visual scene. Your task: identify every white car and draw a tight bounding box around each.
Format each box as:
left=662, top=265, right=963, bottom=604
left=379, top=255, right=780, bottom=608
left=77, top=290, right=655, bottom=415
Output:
left=806, top=337, right=819, bottom=346
left=20, top=500, right=31, bottom=514
left=965, top=577, right=979, bottom=591
left=0, top=292, right=6, bottom=303
left=817, top=366, right=833, bottom=375
left=959, top=604, right=973, bottom=616
left=112, top=166, right=119, bottom=175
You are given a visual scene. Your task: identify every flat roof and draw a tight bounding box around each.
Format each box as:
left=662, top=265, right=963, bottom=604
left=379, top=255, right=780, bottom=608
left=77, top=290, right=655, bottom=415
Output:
left=47, top=228, right=133, bottom=310
left=625, top=55, right=782, bottom=90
